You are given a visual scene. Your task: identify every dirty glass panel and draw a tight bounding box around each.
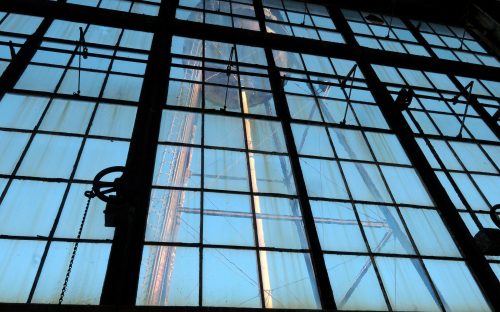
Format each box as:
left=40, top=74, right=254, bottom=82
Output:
left=255, top=196, right=307, bottom=249
left=245, top=119, right=287, bottom=152
left=204, top=149, right=248, bottom=191
left=341, top=162, right=392, bottom=202
left=375, top=257, right=441, bottom=311
left=381, top=166, right=434, bottom=206
left=39, top=99, right=95, bottom=134
left=311, top=200, right=367, bottom=252
left=325, top=254, right=388, bottom=311
left=203, top=192, right=254, bottom=246
left=0, top=131, right=30, bottom=175
left=250, top=153, right=295, bottom=194
left=137, top=246, right=199, bottom=306
left=203, top=248, right=261, bottom=308
left=90, top=104, right=137, bottom=139
left=159, top=109, right=202, bottom=144
left=146, top=189, right=201, bottom=243
left=300, top=157, right=348, bottom=199
left=260, top=251, right=320, bottom=309
left=424, top=260, right=490, bottom=311
left=17, top=134, right=82, bottom=178
left=55, top=183, right=114, bottom=240
left=365, top=132, right=410, bottom=165
left=74, top=139, right=129, bottom=180
left=32, top=242, right=111, bottom=304
left=153, top=145, right=201, bottom=188
left=0, top=239, right=45, bottom=303
left=0, top=94, right=48, bottom=130
left=329, top=128, right=373, bottom=161
left=357, top=204, right=415, bottom=255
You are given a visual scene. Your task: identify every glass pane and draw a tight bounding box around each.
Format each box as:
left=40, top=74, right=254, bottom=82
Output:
left=245, top=119, right=287, bottom=152
left=357, top=204, right=415, bottom=255
left=381, top=166, right=434, bottom=206
left=32, top=242, right=111, bottom=304
left=325, top=254, right=388, bottom=311
left=260, top=251, right=320, bottom=309
left=311, top=200, right=367, bottom=252
left=300, top=158, right=348, bottom=199
left=375, top=257, right=441, bottom=311
left=204, top=149, right=248, bottom=191
left=292, top=123, right=334, bottom=157
left=137, top=246, right=199, bottom=306
left=205, top=114, right=244, bottom=148
left=255, top=196, right=307, bottom=249
left=0, top=180, right=66, bottom=236
left=153, top=145, right=201, bottom=188
left=203, top=248, right=261, bottom=308
left=146, top=189, right=200, bottom=243
left=400, top=208, right=460, bottom=257
left=0, top=240, right=45, bottom=303
left=159, top=109, right=201, bottom=144
left=424, top=260, right=490, bottom=312
left=250, top=153, right=296, bottom=195
left=330, top=128, right=373, bottom=161
left=203, top=192, right=254, bottom=246
left=341, top=162, right=392, bottom=202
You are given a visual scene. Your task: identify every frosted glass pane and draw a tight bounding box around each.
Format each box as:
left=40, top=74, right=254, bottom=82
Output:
left=375, top=257, right=441, bottom=311
left=0, top=180, right=66, bottom=236
left=90, top=104, right=137, bottom=138
left=255, top=196, right=307, bottom=249
left=381, top=166, right=434, bottom=206
left=250, top=153, right=296, bottom=195
left=0, top=240, right=45, bottom=303
left=341, top=162, right=392, bottom=202
left=0, top=131, right=30, bottom=175
left=15, top=65, right=64, bottom=92
left=17, top=134, right=82, bottom=178
left=39, top=99, right=94, bottom=134
left=74, top=139, right=129, bottom=180
left=357, top=204, right=415, bottom=254
left=205, top=149, right=248, bottom=191
left=365, top=132, right=410, bottom=165
left=103, top=74, right=143, bottom=101
left=203, top=192, right=254, bottom=246
left=32, top=242, right=111, bottom=304
left=203, top=248, right=261, bottom=308
left=55, top=183, right=114, bottom=240
left=245, top=119, right=287, bottom=152
left=300, top=158, right=348, bottom=199
left=311, top=200, right=367, bottom=252
left=329, top=128, right=373, bottom=161
left=205, top=114, right=244, bottom=148
left=261, top=251, right=320, bottom=309
left=325, top=254, right=388, bottom=311
left=0, top=94, right=48, bottom=130
left=137, top=246, right=198, bottom=306
left=292, top=123, right=334, bottom=157
left=424, top=260, right=490, bottom=312
left=400, top=208, right=460, bottom=257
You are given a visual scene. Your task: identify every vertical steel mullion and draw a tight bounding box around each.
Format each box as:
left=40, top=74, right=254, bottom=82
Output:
left=99, top=0, right=178, bottom=305
left=330, top=4, right=500, bottom=311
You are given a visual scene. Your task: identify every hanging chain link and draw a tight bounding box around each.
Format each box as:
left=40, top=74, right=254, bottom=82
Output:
left=58, top=190, right=95, bottom=305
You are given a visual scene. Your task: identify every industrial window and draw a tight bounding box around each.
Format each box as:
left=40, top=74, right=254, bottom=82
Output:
left=176, top=0, right=260, bottom=31
left=263, top=0, right=344, bottom=43
left=413, top=20, right=500, bottom=67
left=343, top=9, right=429, bottom=56
left=373, top=64, right=500, bottom=281
left=67, top=0, right=161, bottom=16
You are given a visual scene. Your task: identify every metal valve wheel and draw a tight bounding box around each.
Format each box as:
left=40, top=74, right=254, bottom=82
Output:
left=92, top=166, right=126, bottom=204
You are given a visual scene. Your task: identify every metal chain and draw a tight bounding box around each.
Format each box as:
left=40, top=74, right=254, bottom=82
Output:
left=58, top=190, right=95, bottom=305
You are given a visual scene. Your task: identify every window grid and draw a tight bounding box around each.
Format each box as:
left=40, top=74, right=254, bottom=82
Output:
left=372, top=64, right=500, bottom=273
left=413, top=20, right=500, bottom=68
